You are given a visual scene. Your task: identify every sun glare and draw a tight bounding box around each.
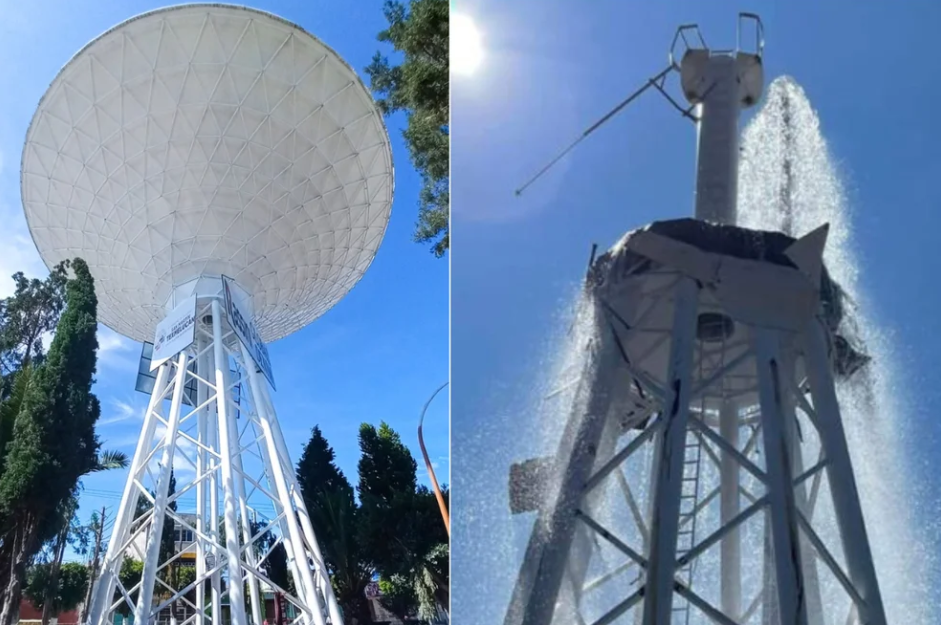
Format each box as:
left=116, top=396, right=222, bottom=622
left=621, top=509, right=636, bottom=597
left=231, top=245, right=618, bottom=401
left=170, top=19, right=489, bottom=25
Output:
left=452, top=13, right=483, bottom=76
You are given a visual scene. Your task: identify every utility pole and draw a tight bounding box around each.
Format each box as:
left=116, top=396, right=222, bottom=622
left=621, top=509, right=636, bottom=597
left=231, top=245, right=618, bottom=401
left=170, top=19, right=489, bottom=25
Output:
left=80, top=507, right=108, bottom=624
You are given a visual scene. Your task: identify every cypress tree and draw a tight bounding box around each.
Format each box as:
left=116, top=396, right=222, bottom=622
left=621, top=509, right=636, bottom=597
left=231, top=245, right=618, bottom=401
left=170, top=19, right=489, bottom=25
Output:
left=0, top=259, right=100, bottom=625
left=296, top=427, right=371, bottom=624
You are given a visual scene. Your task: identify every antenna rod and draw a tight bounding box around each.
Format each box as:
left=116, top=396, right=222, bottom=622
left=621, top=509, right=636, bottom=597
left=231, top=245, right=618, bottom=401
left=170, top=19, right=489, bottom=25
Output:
left=515, top=65, right=673, bottom=197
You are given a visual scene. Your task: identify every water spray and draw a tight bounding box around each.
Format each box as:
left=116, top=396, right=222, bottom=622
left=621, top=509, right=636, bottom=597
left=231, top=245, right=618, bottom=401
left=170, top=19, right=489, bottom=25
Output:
left=505, top=14, right=888, bottom=625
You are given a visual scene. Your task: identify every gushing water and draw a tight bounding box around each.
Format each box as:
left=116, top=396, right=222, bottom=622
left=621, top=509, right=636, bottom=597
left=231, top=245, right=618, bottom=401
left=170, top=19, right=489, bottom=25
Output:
left=738, top=76, right=939, bottom=622
left=485, top=76, right=940, bottom=624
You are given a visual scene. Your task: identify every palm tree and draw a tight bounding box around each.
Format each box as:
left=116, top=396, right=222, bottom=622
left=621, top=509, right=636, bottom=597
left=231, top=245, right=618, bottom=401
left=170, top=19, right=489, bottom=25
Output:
left=90, top=449, right=130, bottom=473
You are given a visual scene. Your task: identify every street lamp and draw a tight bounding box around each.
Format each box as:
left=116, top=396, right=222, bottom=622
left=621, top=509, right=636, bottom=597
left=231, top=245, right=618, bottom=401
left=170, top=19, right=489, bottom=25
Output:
left=419, top=382, right=449, bottom=536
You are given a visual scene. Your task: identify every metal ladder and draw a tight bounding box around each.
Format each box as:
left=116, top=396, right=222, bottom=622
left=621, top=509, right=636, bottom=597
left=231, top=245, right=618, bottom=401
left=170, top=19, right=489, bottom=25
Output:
left=672, top=431, right=704, bottom=624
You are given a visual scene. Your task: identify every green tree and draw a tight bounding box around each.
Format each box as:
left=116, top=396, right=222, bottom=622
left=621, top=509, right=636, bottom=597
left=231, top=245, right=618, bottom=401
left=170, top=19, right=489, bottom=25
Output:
left=357, top=422, right=448, bottom=620
left=0, top=258, right=100, bottom=625
left=378, top=574, right=417, bottom=621
left=264, top=542, right=291, bottom=591
left=365, top=0, right=450, bottom=257
left=0, top=367, right=30, bottom=472
left=158, top=469, right=178, bottom=589
left=42, top=450, right=130, bottom=625
left=296, top=427, right=355, bottom=538
left=297, top=427, right=372, bottom=625
left=0, top=261, right=70, bottom=378
left=114, top=558, right=144, bottom=617
left=24, top=561, right=88, bottom=615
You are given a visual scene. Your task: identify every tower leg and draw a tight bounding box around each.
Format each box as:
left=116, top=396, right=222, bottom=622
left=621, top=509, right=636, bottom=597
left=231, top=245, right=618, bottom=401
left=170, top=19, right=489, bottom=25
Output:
left=801, top=322, right=887, bottom=624
left=504, top=303, right=622, bottom=625
left=196, top=337, right=208, bottom=625
left=257, top=380, right=344, bottom=625
left=134, top=352, right=190, bottom=625
left=761, top=510, right=780, bottom=625
left=641, top=277, right=699, bottom=625
left=88, top=293, right=339, bottom=625
left=754, top=329, right=807, bottom=625
left=253, top=427, right=306, bottom=606
left=781, top=349, right=824, bottom=625
left=210, top=299, right=248, bottom=625
left=224, top=363, right=263, bottom=625
left=208, top=358, right=222, bottom=623
left=239, top=341, right=327, bottom=625
left=85, top=365, right=171, bottom=625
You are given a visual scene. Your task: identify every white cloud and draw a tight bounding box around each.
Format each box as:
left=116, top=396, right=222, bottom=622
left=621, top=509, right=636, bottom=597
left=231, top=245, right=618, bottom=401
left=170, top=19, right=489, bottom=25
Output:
left=0, top=230, right=46, bottom=299
left=97, top=325, right=139, bottom=370
left=99, top=327, right=133, bottom=353
left=98, top=397, right=144, bottom=427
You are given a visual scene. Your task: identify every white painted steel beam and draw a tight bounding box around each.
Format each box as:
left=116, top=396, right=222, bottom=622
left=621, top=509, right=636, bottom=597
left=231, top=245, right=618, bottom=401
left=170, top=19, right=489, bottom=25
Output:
left=88, top=296, right=343, bottom=625
left=754, top=329, right=808, bottom=625
left=503, top=307, right=623, bottom=625
left=641, top=277, right=700, bottom=625
left=801, top=322, right=887, bottom=625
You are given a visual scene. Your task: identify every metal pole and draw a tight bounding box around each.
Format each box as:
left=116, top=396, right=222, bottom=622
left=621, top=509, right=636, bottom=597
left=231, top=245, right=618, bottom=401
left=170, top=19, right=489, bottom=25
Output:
left=641, top=277, right=699, bottom=625
left=256, top=378, right=343, bottom=625
left=239, top=341, right=326, bottom=625
left=196, top=335, right=208, bottom=625
left=782, top=350, right=824, bottom=625
left=754, top=329, right=807, bottom=625
left=208, top=346, right=222, bottom=623
left=134, top=352, right=190, bottom=625
left=225, top=363, right=263, bottom=625
left=252, top=422, right=306, bottom=605
left=692, top=54, right=742, bottom=224
left=86, top=364, right=171, bottom=625
left=801, top=321, right=887, bottom=624
left=419, top=381, right=450, bottom=536
left=504, top=304, right=622, bottom=625
left=210, top=299, right=248, bottom=625
left=719, top=401, right=742, bottom=619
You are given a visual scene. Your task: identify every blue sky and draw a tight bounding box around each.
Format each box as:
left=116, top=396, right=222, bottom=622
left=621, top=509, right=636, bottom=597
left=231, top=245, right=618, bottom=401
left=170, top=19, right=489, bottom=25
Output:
left=451, top=0, right=941, bottom=620
left=0, top=0, right=448, bottom=556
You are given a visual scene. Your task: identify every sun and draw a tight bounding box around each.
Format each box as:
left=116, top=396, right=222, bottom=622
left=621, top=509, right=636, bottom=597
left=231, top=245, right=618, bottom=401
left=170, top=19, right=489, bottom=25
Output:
left=451, top=14, right=483, bottom=76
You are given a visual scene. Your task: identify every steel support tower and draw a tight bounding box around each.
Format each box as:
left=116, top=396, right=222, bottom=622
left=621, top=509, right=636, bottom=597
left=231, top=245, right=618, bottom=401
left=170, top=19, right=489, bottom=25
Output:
left=86, top=290, right=344, bottom=625
left=20, top=5, right=394, bottom=625
left=505, top=16, right=887, bottom=625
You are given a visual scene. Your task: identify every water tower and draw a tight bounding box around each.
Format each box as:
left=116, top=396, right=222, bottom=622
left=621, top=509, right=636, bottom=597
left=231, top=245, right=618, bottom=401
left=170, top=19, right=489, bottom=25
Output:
left=20, top=5, right=392, bottom=625
left=506, top=16, right=887, bottom=625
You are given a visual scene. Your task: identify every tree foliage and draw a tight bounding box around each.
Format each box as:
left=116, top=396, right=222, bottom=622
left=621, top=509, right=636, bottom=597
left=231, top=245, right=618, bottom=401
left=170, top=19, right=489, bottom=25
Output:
left=114, top=558, right=143, bottom=617
left=365, top=0, right=450, bottom=257
left=0, top=262, right=70, bottom=378
left=358, top=422, right=448, bottom=619
left=297, top=427, right=372, bottom=625
left=0, top=258, right=101, bottom=625
left=292, top=422, right=449, bottom=622
left=159, top=469, right=178, bottom=588
left=24, top=561, right=88, bottom=614
left=0, top=367, right=30, bottom=473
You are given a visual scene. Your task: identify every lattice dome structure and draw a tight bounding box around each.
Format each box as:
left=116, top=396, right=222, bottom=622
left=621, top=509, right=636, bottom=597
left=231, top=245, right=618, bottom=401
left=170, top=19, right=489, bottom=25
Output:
left=21, top=3, right=394, bottom=343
